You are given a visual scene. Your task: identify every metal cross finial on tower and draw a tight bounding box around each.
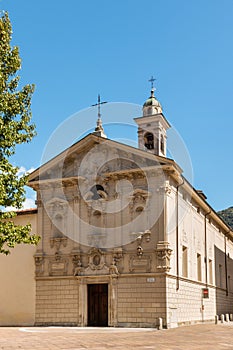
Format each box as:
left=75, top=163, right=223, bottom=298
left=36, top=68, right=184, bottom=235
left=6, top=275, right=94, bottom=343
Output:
left=148, top=76, right=156, bottom=90
left=92, top=94, right=107, bottom=119
left=92, top=94, right=107, bottom=138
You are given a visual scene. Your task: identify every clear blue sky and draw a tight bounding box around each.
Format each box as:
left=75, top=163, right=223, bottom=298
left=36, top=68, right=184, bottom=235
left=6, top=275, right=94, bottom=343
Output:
left=1, top=0, right=233, bottom=211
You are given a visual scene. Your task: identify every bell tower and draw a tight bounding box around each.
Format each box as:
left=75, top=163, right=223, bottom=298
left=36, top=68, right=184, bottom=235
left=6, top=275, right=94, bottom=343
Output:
left=134, top=78, right=170, bottom=157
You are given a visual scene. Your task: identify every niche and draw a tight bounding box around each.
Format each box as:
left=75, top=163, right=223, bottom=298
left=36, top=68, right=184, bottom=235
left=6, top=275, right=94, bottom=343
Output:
left=52, top=214, right=64, bottom=238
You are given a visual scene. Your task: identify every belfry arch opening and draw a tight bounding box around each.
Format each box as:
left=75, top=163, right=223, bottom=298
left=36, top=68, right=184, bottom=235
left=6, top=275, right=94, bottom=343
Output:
left=144, top=132, right=154, bottom=150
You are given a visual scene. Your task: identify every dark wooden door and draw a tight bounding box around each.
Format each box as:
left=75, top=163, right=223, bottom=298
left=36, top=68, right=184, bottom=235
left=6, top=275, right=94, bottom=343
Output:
left=88, top=284, right=108, bottom=326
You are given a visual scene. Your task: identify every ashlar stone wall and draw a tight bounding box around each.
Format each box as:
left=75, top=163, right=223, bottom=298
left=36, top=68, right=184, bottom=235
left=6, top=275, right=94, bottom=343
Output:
left=35, top=278, right=78, bottom=326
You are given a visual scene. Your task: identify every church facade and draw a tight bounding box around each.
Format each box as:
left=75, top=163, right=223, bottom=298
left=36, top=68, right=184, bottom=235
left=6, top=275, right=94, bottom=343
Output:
left=10, top=88, right=233, bottom=328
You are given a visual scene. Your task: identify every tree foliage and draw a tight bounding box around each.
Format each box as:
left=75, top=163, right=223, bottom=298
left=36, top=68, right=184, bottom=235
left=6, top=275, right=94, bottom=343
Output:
left=0, top=12, right=39, bottom=254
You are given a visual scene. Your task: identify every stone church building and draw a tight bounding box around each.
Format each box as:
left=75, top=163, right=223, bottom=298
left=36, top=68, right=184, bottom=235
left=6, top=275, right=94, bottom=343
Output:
left=1, top=88, right=233, bottom=328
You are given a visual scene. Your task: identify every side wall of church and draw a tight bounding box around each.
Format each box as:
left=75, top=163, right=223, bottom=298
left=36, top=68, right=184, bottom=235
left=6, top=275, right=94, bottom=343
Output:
left=166, top=277, right=216, bottom=327
left=166, top=183, right=233, bottom=327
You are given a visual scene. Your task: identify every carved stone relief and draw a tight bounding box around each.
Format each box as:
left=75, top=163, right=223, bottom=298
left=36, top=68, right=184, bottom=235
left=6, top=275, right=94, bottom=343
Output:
left=50, top=237, right=67, bottom=253
left=72, top=252, right=83, bottom=276
left=48, top=252, right=69, bottom=276
left=45, top=197, right=69, bottom=218
left=109, top=259, right=119, bottom=276
left=129, top=189, right=150, bottom=213
left=130, top=230, right=151, bottom=258
left=158, top=180, right=172, bottom=195
left=84, top=248, right=108, bottom=275
left=34, top=252, right=44, bottom=277
left=113, top=247, right=123, bottom=262
left=155, top=242, right=172, bottom=272
left=73, top=248, right=123, bottom=276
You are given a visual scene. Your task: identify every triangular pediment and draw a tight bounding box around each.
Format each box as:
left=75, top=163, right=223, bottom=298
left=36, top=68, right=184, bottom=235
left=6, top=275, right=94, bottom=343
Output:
left=28, top=133, right=181, bottom=189
left=29, top=134, right=99, bottom=183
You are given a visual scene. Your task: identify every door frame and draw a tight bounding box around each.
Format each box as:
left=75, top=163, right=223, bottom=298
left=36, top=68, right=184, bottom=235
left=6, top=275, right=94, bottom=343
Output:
left=76, top=275, right=118, bottom=327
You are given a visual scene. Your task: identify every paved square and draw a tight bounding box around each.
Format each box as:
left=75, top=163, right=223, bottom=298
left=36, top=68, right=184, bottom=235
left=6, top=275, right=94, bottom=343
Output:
left=0, top=323, right=233, bottom=349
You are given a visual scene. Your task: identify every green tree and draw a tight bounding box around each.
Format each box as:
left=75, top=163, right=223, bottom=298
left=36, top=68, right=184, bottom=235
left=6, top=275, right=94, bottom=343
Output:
left=0, top=12, right=39, bottom=254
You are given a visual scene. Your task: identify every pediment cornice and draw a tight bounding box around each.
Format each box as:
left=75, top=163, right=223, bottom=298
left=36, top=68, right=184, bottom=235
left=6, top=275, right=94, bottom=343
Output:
left=28, top=133, right=178, bottom=185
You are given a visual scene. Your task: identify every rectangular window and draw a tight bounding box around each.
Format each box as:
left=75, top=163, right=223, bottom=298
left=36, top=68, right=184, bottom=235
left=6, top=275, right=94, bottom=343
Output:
left=197, top=253, right=202, bottom=282
left=209, top=259, right=213, bottom=284
left=182, top=246, right=188, bottom=278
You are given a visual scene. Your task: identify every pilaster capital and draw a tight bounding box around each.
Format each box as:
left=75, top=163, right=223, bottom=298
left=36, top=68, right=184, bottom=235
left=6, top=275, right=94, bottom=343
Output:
left=155, top=241, right=172, bottom=272
left=158, top=180, right=171, bottom=195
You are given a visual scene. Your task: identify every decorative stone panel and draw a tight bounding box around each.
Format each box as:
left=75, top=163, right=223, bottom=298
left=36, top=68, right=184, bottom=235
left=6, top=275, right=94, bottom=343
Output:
left=129, top=255, right=151, bottom=272
left=48, top=252, right=69, bottom=276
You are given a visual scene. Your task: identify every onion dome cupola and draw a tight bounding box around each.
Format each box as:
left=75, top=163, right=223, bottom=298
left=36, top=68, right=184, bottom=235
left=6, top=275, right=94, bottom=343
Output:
left=143, top=88, right=162, bottom=116
left=134, top=77, right=170, bottom=157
